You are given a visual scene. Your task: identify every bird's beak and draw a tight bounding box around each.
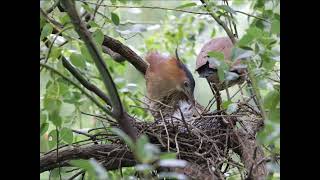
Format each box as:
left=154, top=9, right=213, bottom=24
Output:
left=184, top=90, right=195, bottom=106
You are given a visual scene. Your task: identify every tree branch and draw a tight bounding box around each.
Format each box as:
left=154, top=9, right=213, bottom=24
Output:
left=200, top=0, right=236, bottom=44
left=80, top=1, right=210, bottom=15
left=40, top=63, right=112, bottom=116
left=102, top=35, right=147, bottom=75
left=40, top=144, right=135, bottom=173
left=61, top=57, right=112, bottom=107
left=61, top=0, right=137, bottom=140
left=45, top=0, right=61, bottom=14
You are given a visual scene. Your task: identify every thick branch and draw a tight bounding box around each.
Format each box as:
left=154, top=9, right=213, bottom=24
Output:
left=40, top=144, right=135, bottom=173
left=102, top=46, right=125, bottom=63
left=102, top=35, right=147, bottom=75
left=61, top=0, right=137, bottom=140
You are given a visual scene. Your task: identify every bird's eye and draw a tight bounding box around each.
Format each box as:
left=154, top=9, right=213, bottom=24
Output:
left=184, top=81, right=189, bottom=87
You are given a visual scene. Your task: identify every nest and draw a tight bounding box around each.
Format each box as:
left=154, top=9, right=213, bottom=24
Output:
left=40, top=101, right=266, bottom=179
left=127, top=102, right=264, bottom=178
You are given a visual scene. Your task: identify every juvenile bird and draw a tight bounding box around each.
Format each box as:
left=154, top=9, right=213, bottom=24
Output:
left=144, top=50, right=200, bottom=120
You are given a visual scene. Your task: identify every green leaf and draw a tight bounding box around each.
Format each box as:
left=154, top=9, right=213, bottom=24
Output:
left=231, top=47, right=254, bottom=61
left=271, top=20, right=280, bottom=34
left=111, top=12, right=120, bottom=26
left=247, top=27, right=263, bottom=38
left=44, top=98, right=61, bottom=113
left=50, top=47, right=62, bottom=60
left=70, top=159, right=108, bottom=179
left=176, top=3, right=197, bottom=9
left=263, top=90, right=280, bottom=110
left=41, top=23, right=53, bottom=40
left=135, top=135, right=149, bottom=162
left=269, top=108, right=280, bottom=122
left=111, top=0, right=117, bottom=4
left=89, top=159, right=109, bottom=179
left=160, top=152, right=177, bottom=160
left=238, top=34, right=254, bottom=47
left=48, top=130, right=58, bottom=149
left=217, top=66, right=225, bottom=82
left=111, top=128, right=134, bottom=150
left=80, top=45, right=93, bottom=62
left=92, top=29, right=104, bottom=45
left=222, top=100, right=232, bottom=109
left=70, top=159, right=93, bottom=170
left=217, top=5, right=236, bottom=14
left=70, top=53, right=86, bottom=68
left=88, top=21, right=99, bottom=28
left=207, top=51, right=224, bottom=61
left=70, top=159, right=95, bottom=180
left=81, top=4, right=94, bottom=14
left=59, top=13, right=70, bottom=25
left=60, top=127, right=73, bottom=144
left=48, top=110, right=62, bottom=128
left=40, top=123, right=49, bottom=136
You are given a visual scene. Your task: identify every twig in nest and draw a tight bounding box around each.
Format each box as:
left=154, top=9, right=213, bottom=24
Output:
left=177, top=107, right=191, bottom=135
left=247, top=147, right=258, bottom=179
left=160, top=110, right=170, bottom=152
left=207, top=79, right=221, bottom=111
left=174, top=132, right=180, bottom=159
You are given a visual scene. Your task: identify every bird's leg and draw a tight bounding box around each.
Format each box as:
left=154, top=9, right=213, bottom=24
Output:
left=224, top=82, right=231, bottom=101
left=206, top=79, right=221, bottom=112
left=237, top=83, right=245, bottom=102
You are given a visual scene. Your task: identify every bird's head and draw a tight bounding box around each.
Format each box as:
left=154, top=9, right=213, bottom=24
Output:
left=145, top=49, right=195, bottom=105
left=174, top=49, right=195, bottom=105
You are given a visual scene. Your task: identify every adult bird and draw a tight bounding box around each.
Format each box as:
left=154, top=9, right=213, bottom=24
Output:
left=196, top=37, right=247, bottom=91
left=144, top=50, right=201, bottom=121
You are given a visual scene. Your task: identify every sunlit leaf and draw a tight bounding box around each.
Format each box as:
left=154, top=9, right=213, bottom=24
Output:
left=70, top=53, right=86, bottom=68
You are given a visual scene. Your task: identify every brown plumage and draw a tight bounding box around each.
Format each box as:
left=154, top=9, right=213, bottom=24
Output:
left=145, top=51, right=199, bottom=120
left=196, top=37, right=247, bottom=90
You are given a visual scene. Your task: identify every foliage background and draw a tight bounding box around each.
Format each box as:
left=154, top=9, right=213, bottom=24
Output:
left=40, top=0, right=280, bottom=179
